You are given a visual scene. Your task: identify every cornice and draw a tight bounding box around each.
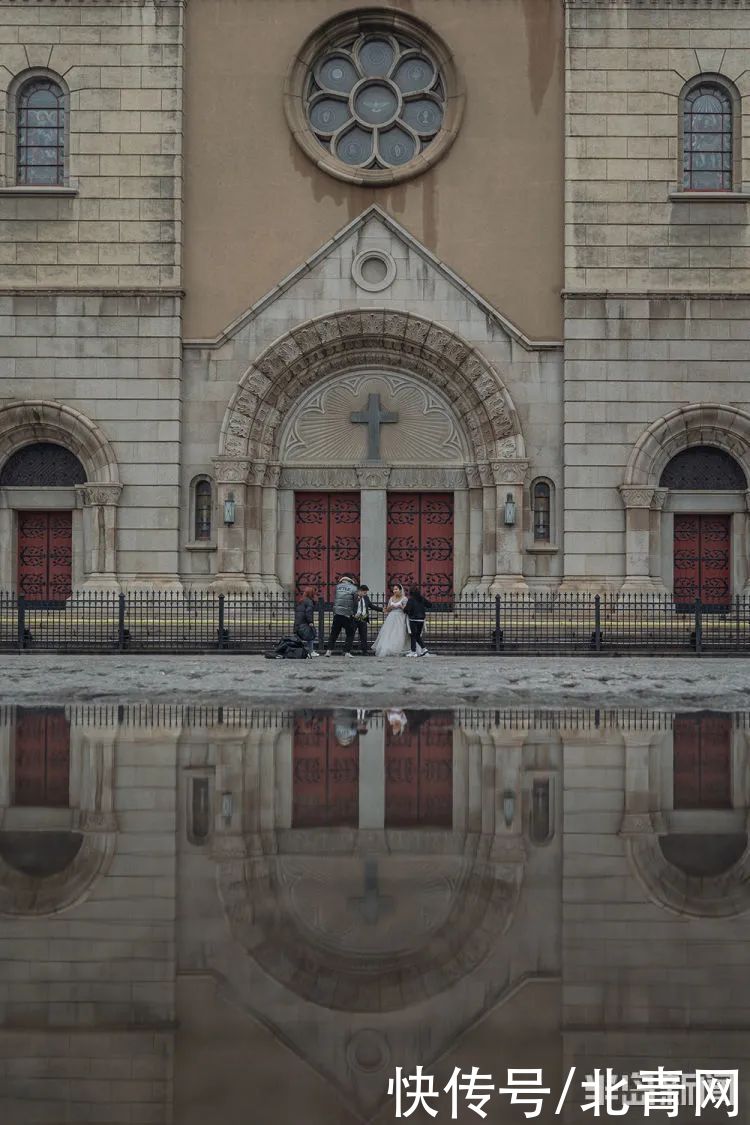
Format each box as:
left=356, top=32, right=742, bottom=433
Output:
left=0, top=1, right=184, bottom=6
left=564, top=289, right=750, bottom=301
left=566, top=0, right=750, bottom=7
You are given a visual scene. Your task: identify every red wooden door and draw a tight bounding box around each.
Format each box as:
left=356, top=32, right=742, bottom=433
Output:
left=294, top=493, right=360, bottom=603
left=673, top=514, right=731, bottom=607
left=673, top=713, right=732, bottom=809
left=292, top=713, right=359, bottom=827
left=13, top=708, right=71, bottom=807
left=385, top=711, right=453, bottom=827
left=17, top=511, right=73, bottom=602
left=386, top=493, right=454, bottom=601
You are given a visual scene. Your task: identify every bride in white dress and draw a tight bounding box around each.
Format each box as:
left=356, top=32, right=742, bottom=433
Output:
left=372, top=584, right=410, bottom=657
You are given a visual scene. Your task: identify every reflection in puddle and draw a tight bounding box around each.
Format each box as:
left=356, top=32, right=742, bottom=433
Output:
left=0, top=705, right=747, bottom=1122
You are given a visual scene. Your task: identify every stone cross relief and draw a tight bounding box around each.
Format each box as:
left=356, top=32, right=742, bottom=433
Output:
left=350, top=393, right=399, bottom=462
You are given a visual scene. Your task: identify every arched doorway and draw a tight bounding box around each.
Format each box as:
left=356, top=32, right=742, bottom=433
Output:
left=621, top=405, right=750, bottom=597
left=659, top=445, right=747, bottom=608
left=0, top=401, right=122, bottom=595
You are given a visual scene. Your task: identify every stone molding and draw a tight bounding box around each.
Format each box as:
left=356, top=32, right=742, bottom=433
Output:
left=491, top=460, right=529, bottom=486
left=0, top=400, right=120, bottom=485
left=624, top=404, right=750, bottom=490
left=355, top=465, right=391, bottom=489
left=212, top=458, right=250, bottom=485
left=619, top=485, right=655, bottom=509
left=566, top=0, right=750, bottom=7
left=76, top=484, right=123, bottom=507
left=220, top=310, right=525, bottom=467
left=278, top=464, right=468, bottom=490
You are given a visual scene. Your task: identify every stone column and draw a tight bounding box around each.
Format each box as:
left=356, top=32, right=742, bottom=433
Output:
left=356, top=466, right=390, bottom=594
left=464, top=464, right=483, bottom=596
left=489, top=460, right=529, bottom=594
left=260, top=463, right=283, bottom=592
left=479, top=463, right=496, bottom=593
left=619, top=485, right=658, bottom=593
left=619, top=726, right=660, bottom=837
left=649, top=488, right=668, bottom=593
left=743, top=491, right=750, bottom=595
left=212, top=458, right=251, bottom=592
left=245, top=460, right=265, bottom=590
left=76, top=483, right=123, bottom=592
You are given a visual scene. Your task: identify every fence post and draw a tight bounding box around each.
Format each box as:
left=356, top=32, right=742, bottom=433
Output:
left=317, top=596, right=325, bottom=653
left=494, top=595, right=501, bottom=653
left=594, top=594, right=602, bottom=652
left=17, top=595, right=25, bottom=651
left=117, top=592, right=126, bottom=651
left=694, top=596, right=703, bottom=654
left=217, top=594, right=226, bottom=650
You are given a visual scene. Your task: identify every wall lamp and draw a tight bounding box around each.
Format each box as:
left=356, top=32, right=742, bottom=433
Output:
left=503, top=493, right=516, bottom=526
left=223, top=493, right=236, bottom=525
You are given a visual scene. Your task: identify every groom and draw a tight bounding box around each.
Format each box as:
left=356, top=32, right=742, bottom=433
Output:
left=353, top=584, right=382, bottom=656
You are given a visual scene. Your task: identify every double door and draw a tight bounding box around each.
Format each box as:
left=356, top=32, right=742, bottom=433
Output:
left=673, top=514, right=731, bottom=608
left=17, top=511, right=73, bottom=603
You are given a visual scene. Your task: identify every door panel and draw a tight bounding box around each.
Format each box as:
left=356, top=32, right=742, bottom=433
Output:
left=292, top=713, right=359, bottom=827
left=673, top=514, right=730, bottom=607
left=17, top=511, right=73, bottom=603
left=386, top=493, right=454, bottom=601
left=294, top=493, right=360, bottom=603
left=673, top=713, right=732, bottom=809
left=14, top=708, right=71, bottom=807
left=385, top=711, right=453, bottom=828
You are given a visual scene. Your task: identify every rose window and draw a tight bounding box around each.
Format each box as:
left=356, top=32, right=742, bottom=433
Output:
left=305, top=33, right=446, bottom=171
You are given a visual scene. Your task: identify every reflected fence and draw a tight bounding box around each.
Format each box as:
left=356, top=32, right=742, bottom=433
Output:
left=1, top=590, right=750, bottom=654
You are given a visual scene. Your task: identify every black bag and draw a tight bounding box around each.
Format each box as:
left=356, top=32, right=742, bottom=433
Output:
left=264, top=635, right=309, bottom=660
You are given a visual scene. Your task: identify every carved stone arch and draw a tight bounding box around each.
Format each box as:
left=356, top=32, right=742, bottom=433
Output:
left=626, top=834, right=750, bottom=919
left=624, top=403, right=750, bottom=489
left=0, top=400, right=120, bottom=485
left=219, top=310, right=525, bottom=464
left=0, top=831, right=116, bottom=917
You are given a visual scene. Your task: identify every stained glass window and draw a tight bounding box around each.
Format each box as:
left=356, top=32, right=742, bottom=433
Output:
left=683, top=83, right=733, bottom=191
left=305, top=32, right=445, bottom=171
left=532, top=481, right=551, bottom=542
left=16, top=77, right=65, bottom=186
left=194, top=479, right=212, bottom=541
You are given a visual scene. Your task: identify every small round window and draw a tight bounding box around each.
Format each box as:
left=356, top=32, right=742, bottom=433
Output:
left=286, top=13, right=463, bottom=185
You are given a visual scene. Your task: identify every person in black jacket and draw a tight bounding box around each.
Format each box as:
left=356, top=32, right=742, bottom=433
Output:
left=352, top=584, right=382, bottom=655
left=404, top=586, right=432, bottom=657
left=294, top=586, right=319, bottom=656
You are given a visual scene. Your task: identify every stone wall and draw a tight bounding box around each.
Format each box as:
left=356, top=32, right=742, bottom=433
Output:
left=0, top=0, right=184, bottom=586
left=564, top=0, right=750, bottom=589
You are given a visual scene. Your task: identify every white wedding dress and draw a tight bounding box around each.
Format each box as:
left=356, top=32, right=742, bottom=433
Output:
left=372, top=596, right=410, bottom=657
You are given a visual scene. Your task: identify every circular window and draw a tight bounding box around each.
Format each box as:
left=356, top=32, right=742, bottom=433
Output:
left=351, top=248, right=396, bottom=292
left=286, top=11, right=463, bottom=185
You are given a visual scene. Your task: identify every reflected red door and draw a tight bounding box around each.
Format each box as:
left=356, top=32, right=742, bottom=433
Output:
left=673, top=713, right=732, bottom=809
left=292, top=713, right=359, bottom=827
left=14, top=708, right=71, bottom=807
left=294, top=493, right=360, bottom=603
left=386, top=493, right=454, bottom=601
left=673, top=514, right=731, bottom=607
left=17, top=511, right=73, bottom=602
left=385, top=711, right=453, bottom=827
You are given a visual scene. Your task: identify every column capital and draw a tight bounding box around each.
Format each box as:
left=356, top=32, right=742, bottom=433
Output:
left=75, top=483, right=122, bottom=507
left=478, top=462, right=494, bottom=488
left=619, top=484, right=655, bottom=509
left=264, top=462, right=282, bottom=488
left=651, top=487, right=669, bottom=511
left=465, top=463, right=482, bottom=489
left=491, top=459, right=529, bottom=486
left=249, top=460, right=267, bottom=486
left=213, top=458, right=250, bottom=485
left=355, top=465, right=391, bottom=488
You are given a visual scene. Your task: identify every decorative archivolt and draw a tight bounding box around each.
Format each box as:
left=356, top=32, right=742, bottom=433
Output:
left=626, top=832, right=750, bottom=919
left=0, top=401, right=120, bottom=486
left=219, top=310, right=525, bottom=466
left=624, top=403, right=750, bottom=490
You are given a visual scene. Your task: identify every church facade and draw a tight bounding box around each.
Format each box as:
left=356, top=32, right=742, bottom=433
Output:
left=1, top=0, right=750, bottom=601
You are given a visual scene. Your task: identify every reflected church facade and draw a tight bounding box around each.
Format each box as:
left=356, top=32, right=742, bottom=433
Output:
left=0, top=1, right=750, bottom=600
left=0, top=705, right=749, bottom=1121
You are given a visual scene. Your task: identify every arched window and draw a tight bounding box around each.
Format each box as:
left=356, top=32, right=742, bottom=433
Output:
left=683, top=80, right=734, bottom=191
left=194, top=479, right=213, bottom=541
left=529, top=778, right=554, bottom=846
left=531, top=479, right=552, bottom=542
left=0, top=442, right=86, bottom=487
left=16, top=76, right=65, bottom=186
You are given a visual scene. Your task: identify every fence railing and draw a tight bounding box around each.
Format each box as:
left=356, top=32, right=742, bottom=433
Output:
left=2, top=591, right=750, bottom=654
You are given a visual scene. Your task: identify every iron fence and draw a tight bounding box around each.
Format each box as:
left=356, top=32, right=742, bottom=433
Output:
left=2, top=591, right=750, bottom=654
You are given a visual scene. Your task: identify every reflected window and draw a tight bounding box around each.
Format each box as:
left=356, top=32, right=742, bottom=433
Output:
left=683, top=81, right=734, bottom=191
left=530, top=778, right=553, bottom=845
left=292, top=713, right=359, bottom=827
left=673, top=713, right=732, bottom=809
left=13, top=708, right=70, bottom=807
left=194, top=478, right=213, bottom=541
left=16, top=76, right=66, bottom=186
left=385, top=711, right=452, bottom=828
left=188, top=776, right=210, bottom=845
left=531, top=479, right=552, bottom=542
